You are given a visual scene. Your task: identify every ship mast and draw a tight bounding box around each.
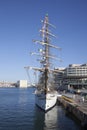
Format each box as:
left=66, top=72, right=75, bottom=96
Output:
left=43, top=15, right=50, bottom=93
left=24, top=14, right=61, bottom=93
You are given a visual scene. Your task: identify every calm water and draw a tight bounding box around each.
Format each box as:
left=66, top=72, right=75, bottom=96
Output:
left=0, top=87, right=81, bottom=130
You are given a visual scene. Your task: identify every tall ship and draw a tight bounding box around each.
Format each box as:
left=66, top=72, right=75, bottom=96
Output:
left=25, top=14, right=61, bottom=112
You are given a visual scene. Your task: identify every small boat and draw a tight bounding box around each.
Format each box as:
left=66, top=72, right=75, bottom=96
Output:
left=25, top=14, right=61, bottom=112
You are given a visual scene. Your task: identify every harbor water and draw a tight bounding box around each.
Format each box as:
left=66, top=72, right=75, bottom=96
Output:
left=0, top=87, right=81, bottom=130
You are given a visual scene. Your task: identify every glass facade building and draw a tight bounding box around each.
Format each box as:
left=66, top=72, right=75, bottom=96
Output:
left=54, top=64, right=87, bottom=89
left=65, top=64, right=87, bottom=77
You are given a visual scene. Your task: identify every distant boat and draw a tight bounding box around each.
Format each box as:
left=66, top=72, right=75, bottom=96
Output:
left=25, top=14, right=61, bottom=112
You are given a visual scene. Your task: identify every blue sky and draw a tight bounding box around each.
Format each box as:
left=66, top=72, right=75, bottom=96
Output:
left=0, top=0, right=87, bottom=82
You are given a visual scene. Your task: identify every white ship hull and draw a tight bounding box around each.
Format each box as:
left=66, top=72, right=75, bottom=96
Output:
left=35, top=91, right=57, bottom=112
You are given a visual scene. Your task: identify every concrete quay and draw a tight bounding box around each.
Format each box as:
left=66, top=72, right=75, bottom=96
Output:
left=57, top=94, right=87, bottom=129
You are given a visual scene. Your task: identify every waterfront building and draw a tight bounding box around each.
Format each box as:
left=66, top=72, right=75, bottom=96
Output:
left=64, top=64, right=87, bottom=77
left=0, top=81, right=16, bottom=87
left=54, top=68, right=65, bottom=89
left=17, top=80, right=27, bottom=88
left=54, top=64, right=87, bottom=90
left=64, top=64, right=87, bottom=89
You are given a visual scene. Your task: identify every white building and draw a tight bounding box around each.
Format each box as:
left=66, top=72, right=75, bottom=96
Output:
left=63, top=64, right=87, bottom=89
left=17, top=80, right=27, bottom=88
left=65, top=64, right=87, bottom=77
left=54, top=64, right=87, bottom=90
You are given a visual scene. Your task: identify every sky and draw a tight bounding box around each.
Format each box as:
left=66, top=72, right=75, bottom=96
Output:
left=0, top=0, right=87, bottom=82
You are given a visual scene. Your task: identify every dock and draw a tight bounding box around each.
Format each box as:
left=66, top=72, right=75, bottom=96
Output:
left=57, top=93, right=87, bottom=128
